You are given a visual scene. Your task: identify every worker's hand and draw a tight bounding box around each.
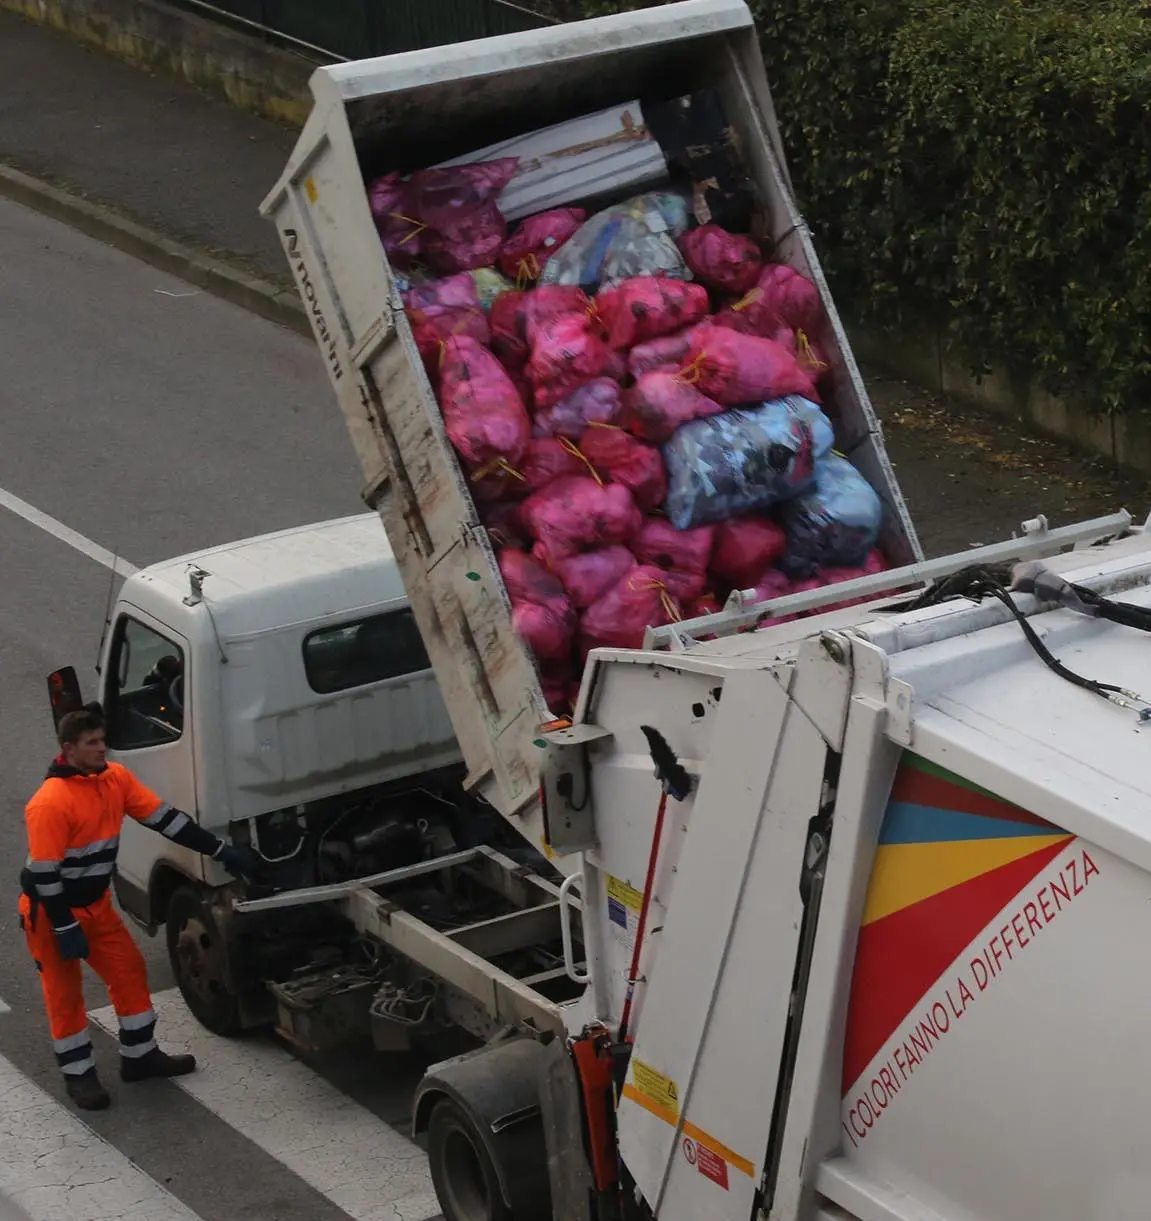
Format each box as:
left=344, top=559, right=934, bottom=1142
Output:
left=55, top=923, right=90, bottom=961
left=216, top=844, right=264, bottom=882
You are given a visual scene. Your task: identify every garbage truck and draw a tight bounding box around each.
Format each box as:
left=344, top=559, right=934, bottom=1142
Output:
left=50, top=1, right=1151, bottom=1218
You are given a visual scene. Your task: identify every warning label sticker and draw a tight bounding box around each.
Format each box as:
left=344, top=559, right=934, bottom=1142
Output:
left=682, top=1138, right=730, bottom=1190
left=630, top=1058, right=679, bottom=1120
left=606, top=874, right=644, bottom=957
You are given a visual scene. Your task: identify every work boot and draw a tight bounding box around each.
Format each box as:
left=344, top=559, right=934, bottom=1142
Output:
left=65, top=1068, right=111, bottom=1111
left=120, top=1047, right=197, bottom=1082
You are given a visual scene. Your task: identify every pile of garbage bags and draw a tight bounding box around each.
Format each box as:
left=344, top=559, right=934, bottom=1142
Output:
left=371, top=150, right=887, bottom=716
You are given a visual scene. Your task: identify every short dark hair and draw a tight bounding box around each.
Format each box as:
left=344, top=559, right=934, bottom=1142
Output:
left=58, top=707, right=105, bottom=747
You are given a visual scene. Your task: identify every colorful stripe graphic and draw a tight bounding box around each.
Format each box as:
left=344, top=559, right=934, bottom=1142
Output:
left=842, top=755, right=1073, bottom=1094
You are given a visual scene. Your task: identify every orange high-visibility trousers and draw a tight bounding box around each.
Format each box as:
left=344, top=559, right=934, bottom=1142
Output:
left=19, top=892, right=157, bottom=1076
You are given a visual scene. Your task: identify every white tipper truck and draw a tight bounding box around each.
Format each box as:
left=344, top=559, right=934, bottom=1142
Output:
left=46, top=3, right=1151, bottom=1219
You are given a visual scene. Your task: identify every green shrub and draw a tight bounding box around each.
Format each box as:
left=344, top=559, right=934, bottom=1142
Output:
left=560, top=0, right=1151, bottom=413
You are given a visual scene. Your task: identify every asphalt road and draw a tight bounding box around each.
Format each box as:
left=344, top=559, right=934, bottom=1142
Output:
left=0, top=196, right=441, bottom=1221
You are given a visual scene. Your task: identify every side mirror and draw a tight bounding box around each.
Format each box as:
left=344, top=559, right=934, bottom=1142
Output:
left=46, top=668, right=84, bottom=732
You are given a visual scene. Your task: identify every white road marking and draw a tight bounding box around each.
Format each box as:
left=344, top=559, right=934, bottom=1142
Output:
left=90, top=990, right=441, bottom=1221
left=0, top=488, right=137, bottom=577
left=0, top=1052, right=199, bottom=1221
left=0, top=996, right=10, bottom=1015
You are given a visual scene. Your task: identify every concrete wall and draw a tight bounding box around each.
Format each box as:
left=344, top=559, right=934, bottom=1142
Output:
left=2, top=0, right=318, bottom=126
left=853, top=325, right=1149, bottom=475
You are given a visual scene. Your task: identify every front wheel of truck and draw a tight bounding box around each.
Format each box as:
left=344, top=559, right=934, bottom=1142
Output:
left=166, top=885, right=243, bottom=1036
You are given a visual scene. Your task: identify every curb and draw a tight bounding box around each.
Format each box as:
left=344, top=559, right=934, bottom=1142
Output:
left=0, top=163, right=310, bottom=338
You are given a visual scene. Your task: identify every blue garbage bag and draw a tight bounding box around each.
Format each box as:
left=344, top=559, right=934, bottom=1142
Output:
left=539, top=191, right=692, bottom=291
left=781, top=396, right=834, bottom=459
left=779, top=453, right=881, bottom=574
left=662, top=400, right=817, bottom=530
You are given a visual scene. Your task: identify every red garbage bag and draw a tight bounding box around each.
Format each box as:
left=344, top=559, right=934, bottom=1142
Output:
left=527, top=315, right=613, bottom=410
left=499, top=547, right=567, bottom=605
left=539, top=659, right=578, bottom=715
left=710, top=516, right=788, bottom=589
left=677, top=224, right=762, bottom=296
left=554, top=546, right=637, bottom=609
left=714, top=263, right=823, bottom=338
left=595, top=277, right=710, bottom=351
left=439, top=336, right=530, bottom=467
left=472, top=436, right=589, bottom=500
left=534, top=378, right=623, bottom=439
left=579, top=425, right=667, bottom=512
left=492, top=287, right=594, bottom=370
left=513, top=599, right=577, bottom=661
left=683, top=325, right=817, bottom=405
left=408, top=306, right=490, bottom=377
left=405, top=159, right=519, bottom=275
left=498, top=208, right=587, bottom=283
left=367, top=171, right=423, bottom=269
left=625, top=371, right=725, bottom=444
left=627, top=328, right=702, bottom=379
left=690, top=592, right=723, bottom=618
left=779, top=328, right=832, bottom=384
left=521, top=476, right=643, bottom=561
left=580, top=564, right=682, bottom=656
left=630, top=517, right=715, bottom=576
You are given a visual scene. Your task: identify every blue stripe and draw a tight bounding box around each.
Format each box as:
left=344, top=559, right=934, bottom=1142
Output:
left=878, top=801, right=1059, bottom=846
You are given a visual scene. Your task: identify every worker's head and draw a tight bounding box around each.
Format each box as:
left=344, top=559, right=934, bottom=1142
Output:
left=57, top=708, right=108, bottom=773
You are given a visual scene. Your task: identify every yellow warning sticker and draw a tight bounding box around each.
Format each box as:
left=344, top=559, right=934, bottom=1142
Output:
left=607, top=875, right=643, bottom=912
left=630, top=1059, right=680, bottom=1121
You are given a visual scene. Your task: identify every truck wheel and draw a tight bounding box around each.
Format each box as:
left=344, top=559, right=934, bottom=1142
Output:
left=166, top=886, right=242, bottom=1036
left=427, top=1098, right=512, bottom=1221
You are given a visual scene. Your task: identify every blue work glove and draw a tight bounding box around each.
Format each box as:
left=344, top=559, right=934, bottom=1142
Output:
left=216, top=844, right=263, bottom=882
left=55, top=923, right=89, bottom=961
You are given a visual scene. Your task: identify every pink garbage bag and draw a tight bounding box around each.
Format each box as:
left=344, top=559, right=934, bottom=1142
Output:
left=439, top=336, right=530, bottom=468
left=533, top=378, right=623, bottom=439
left=682, top=325, right=818, bottom=405
left=714, top=263, right=823, bottom=338
left=595, top=276, right=710, bottom=350
left=677, top=224, right=762, bottom=296
left=627, top=328, right=701, bottom=379
left=406, top=159, right=519, bottom=274
left=367, top=171, right=423, bottom=269
left=490, top=286, right=592, bottom=370
left=521, top=476, right=643, bottom=561
left=498, top=208, right=587, bottom=282
left=630, top=517, right=715, bottom=576
left=554, top=546, right=637, bottom=609
left=624, top=371, right=725, bottom=444
left=579, top=425, right=667, bottom=512
left=580, top=564, right=682, bottom=657
left=499, top=549, right=576, bottom=663
left=527, top=315, right=613, bottom=410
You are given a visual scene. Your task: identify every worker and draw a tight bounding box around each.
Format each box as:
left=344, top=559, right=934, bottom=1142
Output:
left=19, top=704, right=261, bottom=1111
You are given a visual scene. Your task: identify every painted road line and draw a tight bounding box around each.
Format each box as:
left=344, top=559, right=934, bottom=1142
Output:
left=0, top=1052, right=198, bottom=1221
left=0, top=487, right=137, bottom=577
left=0, top=995, right=10, bottom=1015
left=90, top=989, right=441, bottom=1221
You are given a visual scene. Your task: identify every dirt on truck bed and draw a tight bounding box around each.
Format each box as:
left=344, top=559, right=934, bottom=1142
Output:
left=866, top=369, right=1151, bottom=557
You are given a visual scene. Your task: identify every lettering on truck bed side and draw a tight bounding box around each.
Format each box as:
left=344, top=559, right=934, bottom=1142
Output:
left=840, top=753, right=1098, bottom=1145
left=283, top=228, right=343, bottom=382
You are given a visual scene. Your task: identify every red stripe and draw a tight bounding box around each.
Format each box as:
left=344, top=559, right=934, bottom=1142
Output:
left=842, top=835, right=1071, bottom=1094
left=890, top=765, right=1058, bottom=831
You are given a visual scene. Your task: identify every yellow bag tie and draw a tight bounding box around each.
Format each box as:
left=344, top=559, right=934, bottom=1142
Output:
left=388, top=212, right=426, bottom=247
left=470, top=457, right=526, bottom=485
left=627, top=574, right=682, bottom=623
left=558, top=437, right=603, bottom=486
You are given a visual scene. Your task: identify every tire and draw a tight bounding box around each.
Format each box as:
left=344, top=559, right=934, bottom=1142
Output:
left=427, top=1099, right=512, bottom=1221
left=165, top=885, right=243, bottom=1036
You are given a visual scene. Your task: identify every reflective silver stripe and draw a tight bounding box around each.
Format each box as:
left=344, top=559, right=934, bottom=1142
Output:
left=118, top=1038, right=157, bottom=1059
left=36, top=882, right=65, bottom=897
left=26, top=859, right=62, bottom=873
left=54, top=921, right=80, bottom=932
left=63, top=837, right=119, bottom=860
left=60, top=861, right=115, bottom=879
left=53, top=1031, right=92, bottom=1054
left=142, top=802, right=172, bottom=827
left=118, top=1009, right=156, bottom=1032
left=162, top=812, right=190, bottom=838
left=60, top=1055, right=97, bottom=1076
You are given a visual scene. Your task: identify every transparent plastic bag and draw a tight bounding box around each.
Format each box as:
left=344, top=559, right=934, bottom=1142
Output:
left=779, top=454, right=882, bottom=574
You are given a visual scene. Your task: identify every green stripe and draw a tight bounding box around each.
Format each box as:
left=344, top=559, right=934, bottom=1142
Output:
left=904, top=753, right=1006, bottom=803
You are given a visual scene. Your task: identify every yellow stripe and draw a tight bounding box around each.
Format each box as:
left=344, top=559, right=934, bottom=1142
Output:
left=620, top=1084, right=755, bottom=1177
left=862, top=834, right=1071, bottom=925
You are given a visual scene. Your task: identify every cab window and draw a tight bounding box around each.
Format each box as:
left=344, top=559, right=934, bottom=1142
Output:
left=105, top=617, right=185, bottom=749
left=303, top=608, right=431, bottom=695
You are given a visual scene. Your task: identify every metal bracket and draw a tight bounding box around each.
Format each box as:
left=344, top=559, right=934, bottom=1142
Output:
left=885, top=678, right=914, bottom=747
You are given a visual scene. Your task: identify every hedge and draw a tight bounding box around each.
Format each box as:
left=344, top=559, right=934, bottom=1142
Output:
left=549, top=0, right=1151, bottom=415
